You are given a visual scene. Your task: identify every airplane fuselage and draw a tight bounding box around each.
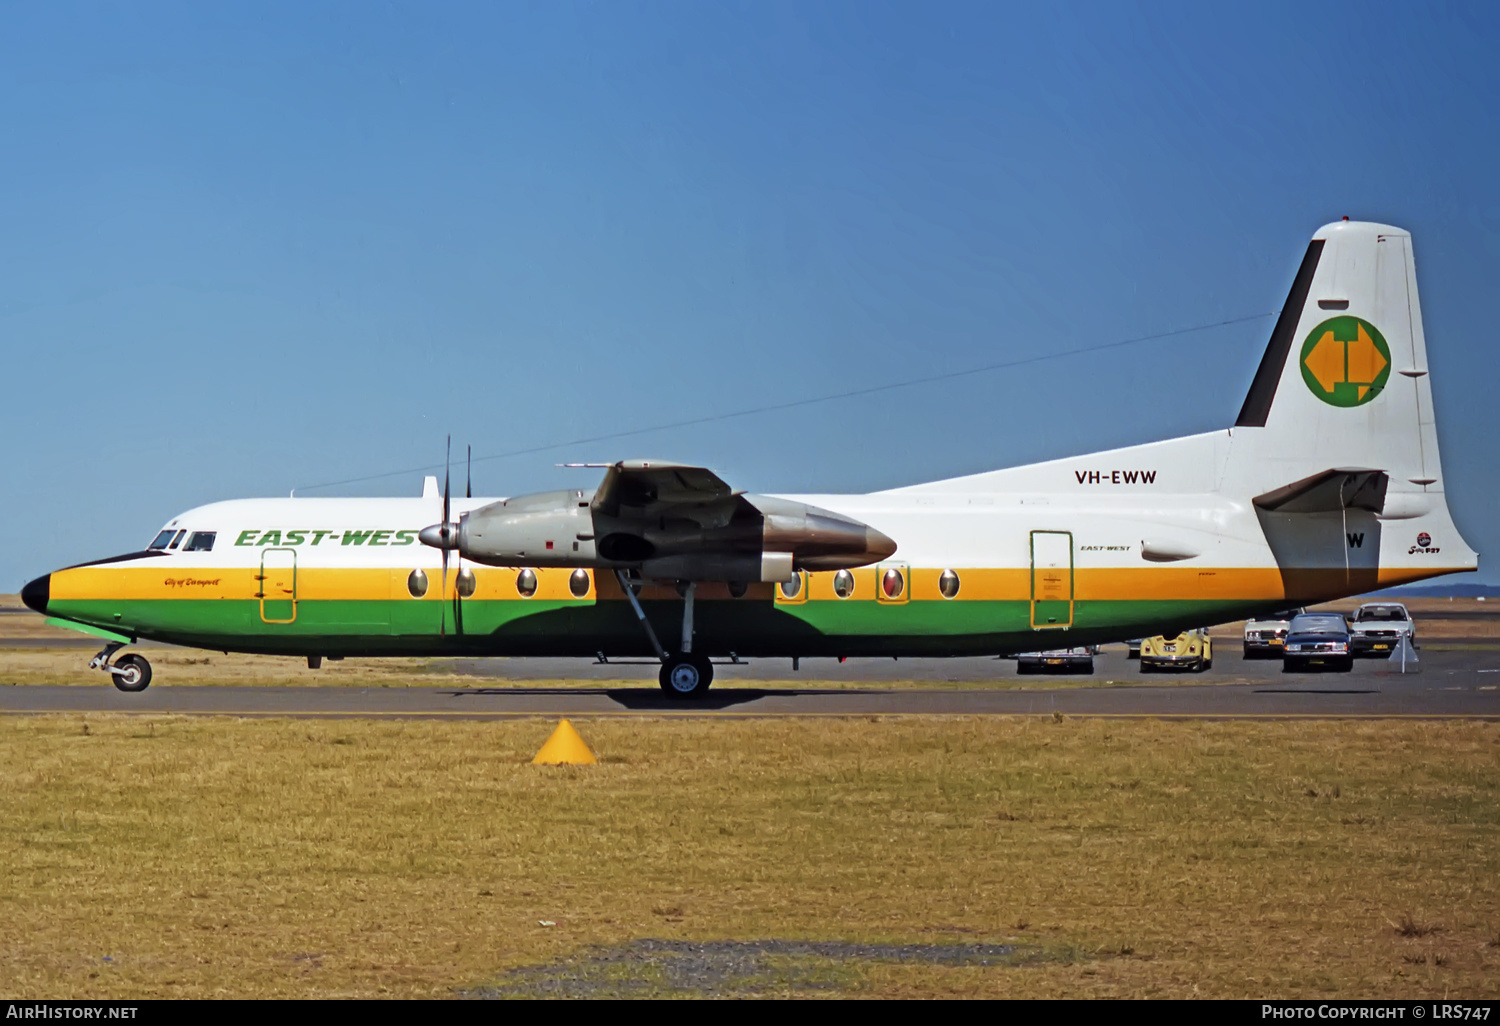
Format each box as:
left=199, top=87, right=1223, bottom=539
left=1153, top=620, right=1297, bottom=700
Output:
left=28, top=429, right=1471, bottom=662
left=21, top=221, right=1480, bottom=684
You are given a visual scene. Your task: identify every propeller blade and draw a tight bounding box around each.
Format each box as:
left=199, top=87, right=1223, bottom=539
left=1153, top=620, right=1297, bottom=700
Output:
left=453, top=561, right=464, bottom=636
left=455, top=442, right=469, bottom=635
left=443, top=435, right=451, bottom=532
left=440, top=436, right=451, bottom=637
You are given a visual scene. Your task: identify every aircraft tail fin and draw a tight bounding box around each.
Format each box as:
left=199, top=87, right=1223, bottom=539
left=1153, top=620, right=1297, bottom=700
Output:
left=1232, top=221, right=1443, bottom=504
left=1231, top=220, right=1476, bottom=583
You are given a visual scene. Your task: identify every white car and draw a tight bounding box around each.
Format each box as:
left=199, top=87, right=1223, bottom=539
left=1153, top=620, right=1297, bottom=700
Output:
left=1243, top=608, right=1305, bottom=658
left=1349, top=602, right=1416, bottom=656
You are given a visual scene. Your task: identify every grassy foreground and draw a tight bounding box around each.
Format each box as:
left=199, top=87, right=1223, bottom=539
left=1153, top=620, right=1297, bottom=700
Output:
left=1, top=715, right=1497, bottom=999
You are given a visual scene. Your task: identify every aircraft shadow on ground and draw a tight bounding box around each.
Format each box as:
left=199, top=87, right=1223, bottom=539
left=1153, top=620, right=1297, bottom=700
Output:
left=440, top=686, right=880, bottom=710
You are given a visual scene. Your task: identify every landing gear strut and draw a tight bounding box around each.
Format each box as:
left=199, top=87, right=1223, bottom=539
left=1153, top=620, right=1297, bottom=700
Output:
left=614, top=571, right=716, bottom=699
left=90, top=643, right=152, bottom=692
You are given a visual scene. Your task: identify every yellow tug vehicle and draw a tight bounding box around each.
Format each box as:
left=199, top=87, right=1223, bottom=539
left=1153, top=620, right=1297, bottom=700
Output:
left=1139, top=628, right=1213, bottom=673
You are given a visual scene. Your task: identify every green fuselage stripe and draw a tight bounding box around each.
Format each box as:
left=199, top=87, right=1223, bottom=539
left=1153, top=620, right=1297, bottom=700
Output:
left=46, top=595, right=1282, bottom=659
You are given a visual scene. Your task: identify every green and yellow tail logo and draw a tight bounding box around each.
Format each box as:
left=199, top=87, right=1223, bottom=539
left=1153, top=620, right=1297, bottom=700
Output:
left=1299, top=316, right=1391, bottom=407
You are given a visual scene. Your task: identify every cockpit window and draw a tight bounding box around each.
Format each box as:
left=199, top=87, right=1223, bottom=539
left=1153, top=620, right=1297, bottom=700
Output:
left=182, top=532, right=217, bottom=552
left=167, top=530, right=186, bottom=550
left=148, top=530, right=175, bottom=550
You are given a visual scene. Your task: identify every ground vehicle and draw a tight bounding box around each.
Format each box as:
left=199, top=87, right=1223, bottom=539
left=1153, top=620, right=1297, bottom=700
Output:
left=1282, top=612, right=1353, bottom=672
left=1140, top=628, right=1213, bottom=672
left=1243, top=608, right=1305, bottom=658
left=1015, top=647, right=1096, bottom=674
left=1348, top=602, right=1416, bottom=656
left=1125, top=639, right=1143, bottom=659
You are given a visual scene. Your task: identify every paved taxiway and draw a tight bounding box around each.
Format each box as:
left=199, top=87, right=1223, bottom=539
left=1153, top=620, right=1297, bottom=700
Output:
left=2, top=648, right=1496, bottom=718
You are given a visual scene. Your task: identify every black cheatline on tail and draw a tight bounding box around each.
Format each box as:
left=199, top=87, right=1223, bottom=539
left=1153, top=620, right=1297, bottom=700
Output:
left=1236, top=239, right=1325, bottom=428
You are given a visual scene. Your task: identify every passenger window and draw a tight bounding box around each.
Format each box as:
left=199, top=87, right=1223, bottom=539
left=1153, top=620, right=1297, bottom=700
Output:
left=148, top=530, right=175, bottom=550
left=182, top=532, right=217, bottom=552
left=167, top=530, right=186, bottom=549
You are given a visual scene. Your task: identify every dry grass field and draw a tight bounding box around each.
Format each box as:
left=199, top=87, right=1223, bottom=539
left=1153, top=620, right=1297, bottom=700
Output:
left=1, top=715, right=1496, bottom=998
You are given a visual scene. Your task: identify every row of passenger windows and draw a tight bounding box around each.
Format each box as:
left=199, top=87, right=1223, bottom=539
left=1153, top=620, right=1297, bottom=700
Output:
left=779, top=567, right=960, bottom=600
left=148, top=530, right=217, bottom=552
left=406, top=567, right=593, bottom=600
left=397, top=566, right=962, bottom=601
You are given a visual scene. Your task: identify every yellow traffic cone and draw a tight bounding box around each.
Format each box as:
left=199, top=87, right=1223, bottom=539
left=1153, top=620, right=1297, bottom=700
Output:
left=531, top=719, right=597, bottom=766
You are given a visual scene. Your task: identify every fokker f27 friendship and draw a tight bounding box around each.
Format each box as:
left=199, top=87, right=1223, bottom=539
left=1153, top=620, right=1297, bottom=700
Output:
left=21, top=221, right=1478, bottom=697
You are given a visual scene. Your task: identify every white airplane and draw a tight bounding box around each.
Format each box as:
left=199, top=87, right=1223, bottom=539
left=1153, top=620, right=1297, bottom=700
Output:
left=21, top=220, right=1477, bottom=697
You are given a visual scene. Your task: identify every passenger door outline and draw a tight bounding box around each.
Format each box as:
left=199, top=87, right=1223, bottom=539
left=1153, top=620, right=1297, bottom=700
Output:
left=259, top=548, right=297, bottom=624
left=1029, top=530, right=1074, bottom=629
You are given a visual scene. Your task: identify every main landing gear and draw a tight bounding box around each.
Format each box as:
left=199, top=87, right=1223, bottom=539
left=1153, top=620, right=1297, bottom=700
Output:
left=660, top=653, right=714, bottom=699
left=615, top=572, right=716, bottom=699
left=90, top=642, right=152, bottom=692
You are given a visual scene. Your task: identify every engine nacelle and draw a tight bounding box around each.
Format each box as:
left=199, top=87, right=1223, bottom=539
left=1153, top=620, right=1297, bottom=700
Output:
left=431, top=485, right=896, bottom=581
left=458, top=490, right=597, bottom=567
left=750, top=495, right=896, bottom=571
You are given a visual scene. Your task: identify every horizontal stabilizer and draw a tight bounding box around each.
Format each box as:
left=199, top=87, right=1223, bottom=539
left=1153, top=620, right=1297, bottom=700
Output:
left=1253, top=468, right=1388, bottom=514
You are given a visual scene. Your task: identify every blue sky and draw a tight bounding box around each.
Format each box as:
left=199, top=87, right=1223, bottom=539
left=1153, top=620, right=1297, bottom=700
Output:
left=3, top=1, right=1496, bottom=586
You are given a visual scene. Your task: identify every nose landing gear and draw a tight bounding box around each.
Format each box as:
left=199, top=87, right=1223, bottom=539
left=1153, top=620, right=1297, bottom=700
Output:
left=90, top=643, right=153, bottom=692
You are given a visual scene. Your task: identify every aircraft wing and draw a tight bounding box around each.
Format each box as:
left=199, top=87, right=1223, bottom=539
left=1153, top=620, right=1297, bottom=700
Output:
left=446, top=459, right=897, bottom=577
left=590, top=460, right=740, bottom=518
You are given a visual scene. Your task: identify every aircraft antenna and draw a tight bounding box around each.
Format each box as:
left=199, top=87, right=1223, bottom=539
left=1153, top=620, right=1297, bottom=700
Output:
left=293, top=310, right=1276, bottom=495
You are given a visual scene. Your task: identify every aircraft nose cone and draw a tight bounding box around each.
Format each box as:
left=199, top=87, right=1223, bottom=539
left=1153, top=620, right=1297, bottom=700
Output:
left=21, top=574, right=50, bottom=615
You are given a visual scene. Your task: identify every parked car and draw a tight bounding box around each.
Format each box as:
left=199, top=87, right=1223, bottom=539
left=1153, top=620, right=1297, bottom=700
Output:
left=1348, top=602, right=1416, bottom=656
left=1125, top=639, right=1143, bottom=659
left=1015, top=647, right=1097, bottom=674
left=1140, top=628, right=1213, bottom=672
left=1243, top=608, right=1305, bottom=658
left=1282, top=612, right=1353, bottom=672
